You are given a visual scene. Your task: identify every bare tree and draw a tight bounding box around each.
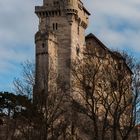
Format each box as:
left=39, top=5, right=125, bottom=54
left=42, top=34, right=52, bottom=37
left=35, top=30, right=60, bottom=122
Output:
left=71, top=47, right=139, bottom=140
left=13, top=60, right=35, bottom=99
left=12, top=59, right=70, bottom=140
left=11, top=51, right=140, bottom=140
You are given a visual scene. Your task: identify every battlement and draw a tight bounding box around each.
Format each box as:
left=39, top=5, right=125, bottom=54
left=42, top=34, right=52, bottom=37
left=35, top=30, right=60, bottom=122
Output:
left=35, top=6, right=61, bottom=18
left=35, top=1, right=90, bottom=29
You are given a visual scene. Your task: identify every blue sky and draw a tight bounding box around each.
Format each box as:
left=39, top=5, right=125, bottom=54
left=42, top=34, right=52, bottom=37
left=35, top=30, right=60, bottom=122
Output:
left=0, top=0, right=140, bottom=92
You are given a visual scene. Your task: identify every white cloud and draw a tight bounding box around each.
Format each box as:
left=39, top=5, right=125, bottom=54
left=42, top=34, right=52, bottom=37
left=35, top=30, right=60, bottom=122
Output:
left=84, top=0, right=140, bottom=52
left=0, top=0, right=140, bottom=91
left=0, top=0, right=42, bottom=91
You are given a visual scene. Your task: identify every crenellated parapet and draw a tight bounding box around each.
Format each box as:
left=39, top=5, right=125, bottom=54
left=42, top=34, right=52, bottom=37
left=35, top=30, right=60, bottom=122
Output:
left=35, top=6, right=61, bottom=18
left=35, top=0, right=90, bottom=29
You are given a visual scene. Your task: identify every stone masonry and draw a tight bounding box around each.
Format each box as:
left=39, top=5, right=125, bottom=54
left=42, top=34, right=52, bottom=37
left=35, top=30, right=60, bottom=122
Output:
left=34, top=0, right=90, bottom=99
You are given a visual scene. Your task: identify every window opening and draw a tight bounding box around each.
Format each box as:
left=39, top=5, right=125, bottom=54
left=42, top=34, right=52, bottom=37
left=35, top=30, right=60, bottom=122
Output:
left=78, top=25, right=80, bottom=35
left=76, top=46, right=80, bottom=56
left=118, top=62, right=123, bottom=70
left=42, top=43, right=45, bottom=48
left=56, top=23, right=58, bottom=30
left=53, top=23, right=55, bottom=30
left=59, top=11, right=61, bottom=16
left=52, top=11, right=54, bottom=16
left=53, top=23, right=58, bottom=30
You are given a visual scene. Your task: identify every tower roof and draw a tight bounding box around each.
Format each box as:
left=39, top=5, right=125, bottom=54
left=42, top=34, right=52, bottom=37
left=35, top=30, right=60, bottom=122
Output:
left=83, top=6, right=91, bottom=15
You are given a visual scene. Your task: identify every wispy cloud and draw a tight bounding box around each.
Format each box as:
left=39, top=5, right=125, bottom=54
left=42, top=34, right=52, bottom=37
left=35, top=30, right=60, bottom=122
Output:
left=85, top=0, right=140, bottom=52
left=0, top=0, right=140, bottom=91
left=0, top=0, right=41, bottom=91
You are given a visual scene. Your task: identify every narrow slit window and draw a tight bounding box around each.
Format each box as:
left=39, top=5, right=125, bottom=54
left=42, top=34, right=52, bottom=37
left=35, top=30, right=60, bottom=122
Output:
left=42, top=43, right=45, bottom=48
left=76, top=47, right=80, bottom=56
left=59, top=11, right=61, bottom=16
left=53, top=23, right=55, bottom=30
left=78, top=25, right=80, bottom=34
left=52, top=11, right=54, bottom=16
left=56, top=23, right=58, bottom=30
left=53, top=23, right=58, bottom=30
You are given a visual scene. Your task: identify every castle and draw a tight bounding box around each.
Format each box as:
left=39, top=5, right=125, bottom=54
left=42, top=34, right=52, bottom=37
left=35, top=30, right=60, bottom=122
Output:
left=0, top=0, right=138, bottom=140
left=34, top=0, right=90, bottom=99
left=34, top=0, right=136, bottom=140
left=33, top=0, right=132, bottom=103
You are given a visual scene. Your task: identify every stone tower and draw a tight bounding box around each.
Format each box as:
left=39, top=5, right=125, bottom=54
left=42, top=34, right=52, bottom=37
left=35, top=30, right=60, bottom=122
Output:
left=34, top=0, right=90, bottom=101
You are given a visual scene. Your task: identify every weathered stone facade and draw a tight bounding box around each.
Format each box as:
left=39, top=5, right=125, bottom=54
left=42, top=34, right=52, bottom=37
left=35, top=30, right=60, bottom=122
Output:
left=0, top=1, right=138, bottom=140
left=34, top=0, right=90, bottom=99
left=33, top=0, right=136, bottom=140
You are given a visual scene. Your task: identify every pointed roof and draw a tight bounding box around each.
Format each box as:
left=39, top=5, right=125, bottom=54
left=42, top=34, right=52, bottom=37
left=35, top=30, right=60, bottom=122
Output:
left=85, top=33, right=133, bottom=74
left=86, top=33, right=109, bottom=51
left=83, top=6, right=91, bottom=15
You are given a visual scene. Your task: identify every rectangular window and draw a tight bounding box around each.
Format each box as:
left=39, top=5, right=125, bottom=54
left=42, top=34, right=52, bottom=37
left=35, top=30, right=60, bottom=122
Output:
left=52, top=23, right=58, bottom=30
left=77, top=25, right=80, bottom=35
left=56, top=23, right=58, bottom=30
left=53, top=23, right=55, bottom=30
